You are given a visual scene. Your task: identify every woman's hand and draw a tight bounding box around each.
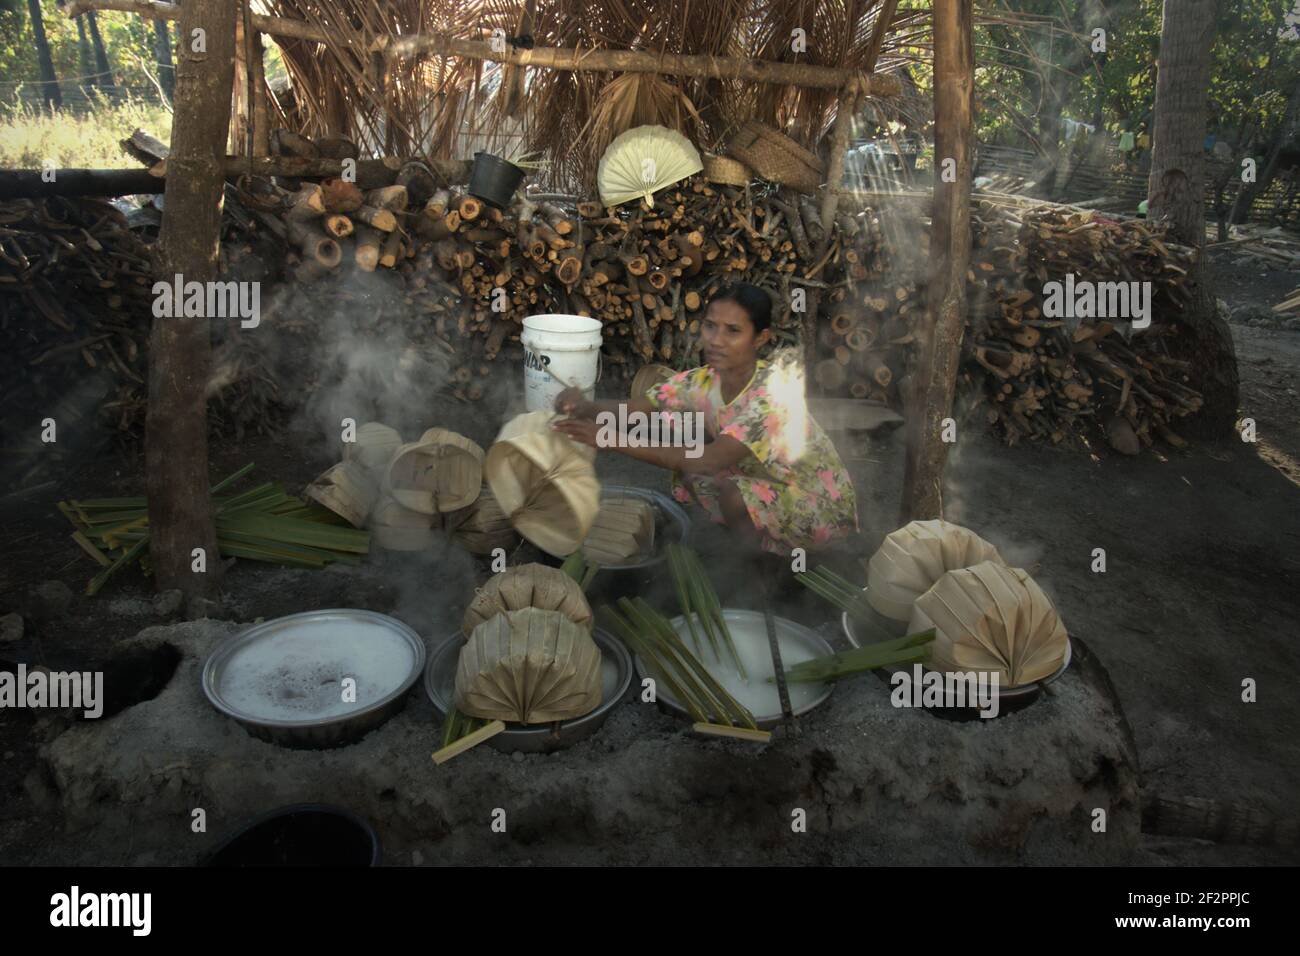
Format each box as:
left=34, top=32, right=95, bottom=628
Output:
left=551, top=417, right=602, bottom=450
left=553, top=387, right=591, bottom=418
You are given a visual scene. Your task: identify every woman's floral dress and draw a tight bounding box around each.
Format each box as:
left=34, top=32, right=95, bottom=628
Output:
left=646, top=359, right=858, bottom=554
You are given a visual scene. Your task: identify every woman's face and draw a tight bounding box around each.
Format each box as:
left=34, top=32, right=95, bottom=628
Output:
left=701, top=299, right=770, bottom=373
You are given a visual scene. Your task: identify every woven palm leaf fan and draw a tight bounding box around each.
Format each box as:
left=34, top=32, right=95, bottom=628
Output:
left=597, top=125, right=703, bottom=208
left=485, top=411, right=601, bottom=556
left=386, top=427, right=484, bottom=515
left=455, top=608, right=603, bottom=724
left=867, top=519, right=1006, bottom=623
left=908, top=561, right=1069, bottom=688
left=462, top=562, right=593, bottom=637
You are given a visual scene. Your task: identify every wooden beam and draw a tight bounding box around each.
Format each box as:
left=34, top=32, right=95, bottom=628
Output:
left=249, top=30, right=270, bottom=158
left=0, top=167, right=162, bottom=198
left=62, top=0, right=902, bottom=95
left=145, top=0, right=236, bottom=597
left=900, top=0, right=973, bottom=522
left=383, top=36, right=901, bottom=94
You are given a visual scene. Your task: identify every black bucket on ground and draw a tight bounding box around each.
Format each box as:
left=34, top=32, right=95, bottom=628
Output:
left=202, top=804, right=381, bottom=867
left=468, top=152, right=525, bottom=208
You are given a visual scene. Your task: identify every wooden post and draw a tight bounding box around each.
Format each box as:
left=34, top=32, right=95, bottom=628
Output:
left=250, top=29, right=270, bottom=158
left=809, top=80, right=860, bottom=376
left=900, top=0, right=973, bottom=522
left=1146, top=0, right=1238, bottom=438
left=146, top=0, right=237, bottom=597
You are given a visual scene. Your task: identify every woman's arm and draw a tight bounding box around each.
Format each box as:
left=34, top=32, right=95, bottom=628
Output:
left=550, top=417, right=750, bottom=475
left=554, top=387, right=654, bottom=421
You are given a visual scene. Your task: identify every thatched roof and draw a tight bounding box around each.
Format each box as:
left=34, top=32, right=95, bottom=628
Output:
left=263, top=0, right=931, bottom=191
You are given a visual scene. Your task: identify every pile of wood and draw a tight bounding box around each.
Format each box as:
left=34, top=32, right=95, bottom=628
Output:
left=0, top=196, right=157, bottom=486
left=960, top=198, right=1204, bottom=449
left=3, top=125, right=1214, bottom=461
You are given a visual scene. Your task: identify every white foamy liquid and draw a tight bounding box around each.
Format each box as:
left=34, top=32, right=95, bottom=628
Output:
left=599, top=654, right=618, bottom=700
left=669, top=617, right=826, bottom=718
left=220, top=618, right=414, bottom=722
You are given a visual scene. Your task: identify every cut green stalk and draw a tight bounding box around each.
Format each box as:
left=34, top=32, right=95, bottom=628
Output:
left=210, top=462, right=256, bottom=494
left=600, top=605, right=709, bottom=723
left=680, top=546, right=745, bottom=679
left=665, top=545, right=705, bottom=654
left=622, top=597, right=758, bottom=730
left=216, top=514, right=369, bottom=553
left=442, top=705, right=484, bottom=747
left=86, top=536, right=148, bottom=596
left=778, top=628, right=937, bottom=683
left=621, top=598, right=735, bottom=726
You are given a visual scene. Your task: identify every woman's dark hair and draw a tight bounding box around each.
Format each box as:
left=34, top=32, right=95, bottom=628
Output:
left=711, top=283, right=773, bottom=333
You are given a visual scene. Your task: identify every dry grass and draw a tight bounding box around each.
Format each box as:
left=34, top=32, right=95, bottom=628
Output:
left=0, top=95, right=172, bottom=169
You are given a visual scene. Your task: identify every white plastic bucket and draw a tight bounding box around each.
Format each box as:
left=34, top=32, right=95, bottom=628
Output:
left=521, top=314, right=603, bottom=412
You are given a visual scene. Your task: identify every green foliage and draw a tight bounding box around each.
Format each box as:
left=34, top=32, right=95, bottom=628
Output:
left=1, top=2, right=177, bottom=104
left=968, top=0, right=1300, bottom=152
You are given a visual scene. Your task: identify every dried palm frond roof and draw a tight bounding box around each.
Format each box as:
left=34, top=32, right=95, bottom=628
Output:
left=258, top=0, right=934, bottom=190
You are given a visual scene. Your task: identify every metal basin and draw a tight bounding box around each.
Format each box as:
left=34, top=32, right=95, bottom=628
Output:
left=202, top=609, right=426, bottom=749
left=425, top=627, right=633, bottom=753
left=634, top=608, right=835, bottom=729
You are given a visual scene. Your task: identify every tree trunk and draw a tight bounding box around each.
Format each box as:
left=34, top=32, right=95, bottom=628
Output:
left=86, top=10, right=119, bottom=98
left=901, top=0, right=973, bottom=522
left=1230, top=79, right=1300, bottom=225
left=146, top=0, right=237, bottom=598
left=1147, top=0, right=1238, bottom=438
left=154, top=17, right=176, bottom=103
left=75, top=13, right=95, bottom=94
left=27, top=0, right=63, bottom=111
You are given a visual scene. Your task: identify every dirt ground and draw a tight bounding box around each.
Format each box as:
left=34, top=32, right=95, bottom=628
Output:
left=1, top=248, right=1297, bottom=865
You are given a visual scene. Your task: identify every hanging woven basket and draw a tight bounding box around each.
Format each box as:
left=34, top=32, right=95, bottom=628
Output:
left=484, top=411, right=601, bottom=557
left=702, top=153, right=751, bottom=187
left=462, top=562, right=594, bottom=637
left=725, top=121, right=824, bottom=194
left=455, top=607, right=603, bottom=724
left=385, top=427, right=484, bottom=515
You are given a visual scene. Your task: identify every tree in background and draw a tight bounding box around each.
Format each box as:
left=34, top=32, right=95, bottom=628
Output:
left=153, top=15, right=174, bottom=103
left=73, top=6, right=93, bottom=88
left=1147, top=0, right=1238, bottom=437
left=84, top=9, right=118, bottom=98
left=24, top=0, right=62, bottom=110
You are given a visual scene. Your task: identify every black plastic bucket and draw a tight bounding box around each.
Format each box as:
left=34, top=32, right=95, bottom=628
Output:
left=202, top=804, right=382, bottom=867
left=468, top=152, right=525, bottom=208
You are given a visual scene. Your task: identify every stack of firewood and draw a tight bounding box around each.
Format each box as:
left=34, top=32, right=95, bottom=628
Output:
left=0, top=196, right=155, bottom=488
left=959, top=198, right=1203, bottom=449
